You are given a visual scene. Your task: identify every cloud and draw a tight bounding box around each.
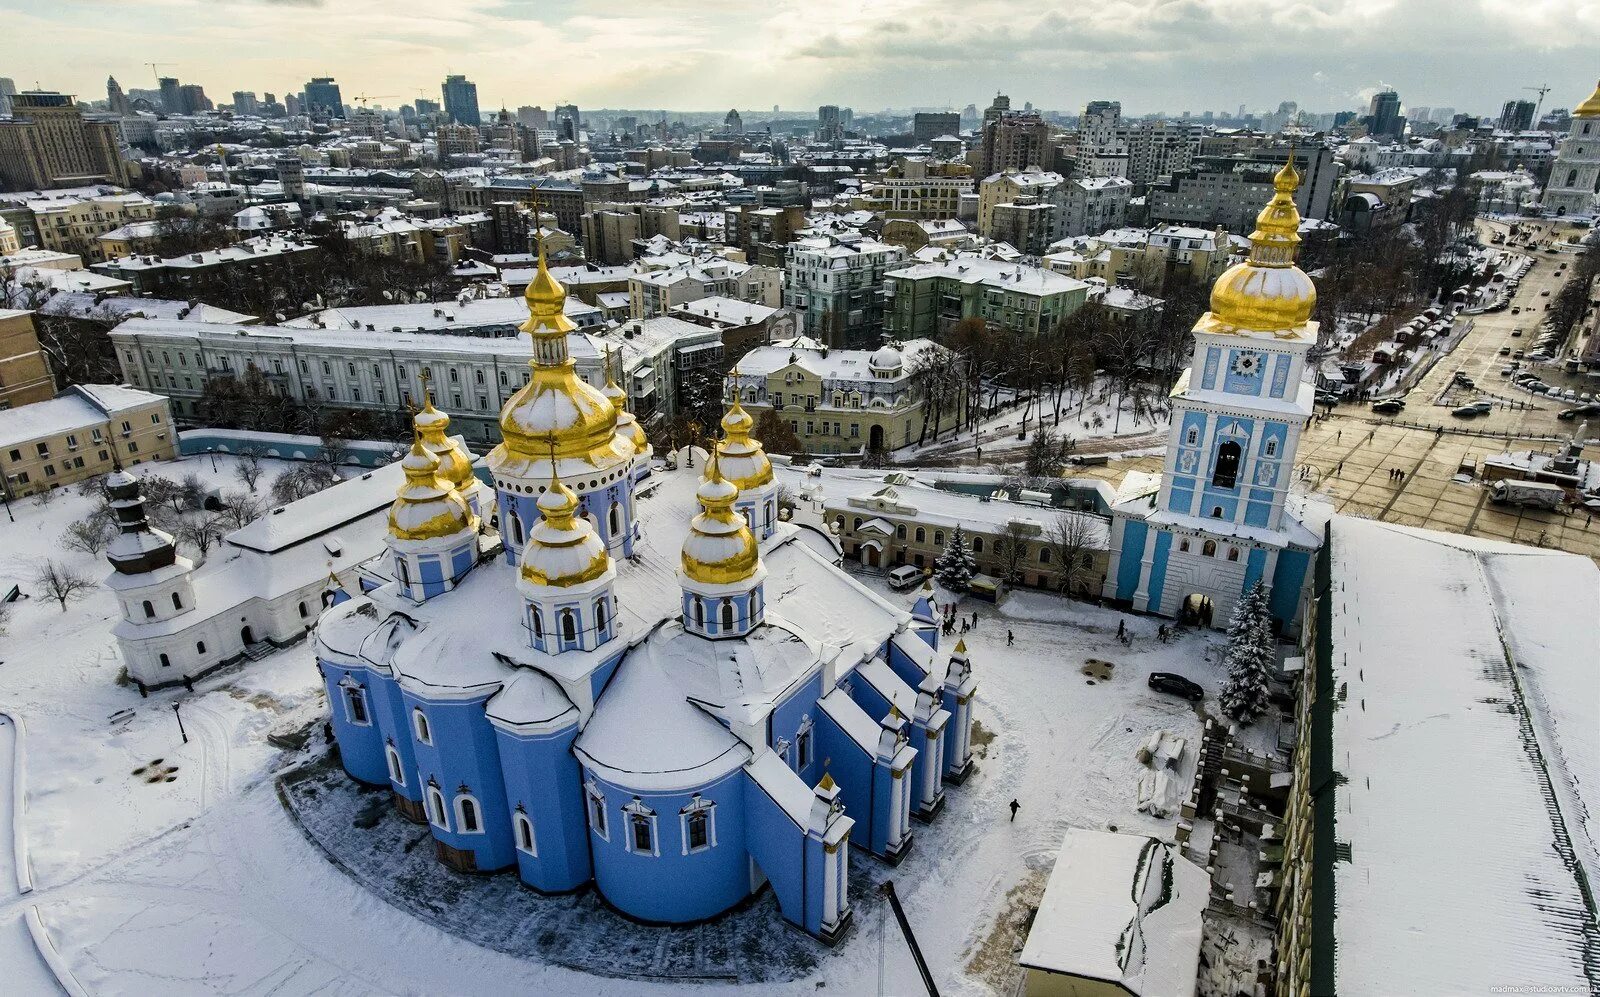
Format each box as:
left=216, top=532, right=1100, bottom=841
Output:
left=5, top=0, right=1598, bottom=114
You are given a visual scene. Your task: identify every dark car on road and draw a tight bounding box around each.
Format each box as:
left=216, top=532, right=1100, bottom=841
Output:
left=1372, top=399, right=1405, bottom=415
left=1148, top=672, right=1204, bottom=702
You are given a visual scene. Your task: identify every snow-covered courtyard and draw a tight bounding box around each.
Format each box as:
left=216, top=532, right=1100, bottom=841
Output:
left=0, top=454, right=1230, bottom=995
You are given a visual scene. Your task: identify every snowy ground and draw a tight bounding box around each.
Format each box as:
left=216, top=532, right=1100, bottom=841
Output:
left=0, top=455, right=1229, bottom=995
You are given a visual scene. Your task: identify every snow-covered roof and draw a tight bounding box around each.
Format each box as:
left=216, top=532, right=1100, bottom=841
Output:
left=229, top=462, right=404, bottom=555
left=0, top=383, right=167, bottom=449
left=36, top=292, right=256, bottom=325
left=735, top=337, right=944, bottom=384
left=670, top=296, right=777, bottom=326
left=1324, top=517, right=1600, bottom=995
left=886, top=256, right=1088, bottom=297
left=1018, top=829, right=1206, bottom=997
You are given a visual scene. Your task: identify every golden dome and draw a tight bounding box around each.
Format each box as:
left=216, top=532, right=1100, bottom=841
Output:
left=518, top=462, right=610, bottom=589
left=1201, top=150, right=1316, bottom=334
left=388, top=439, right=476, bottom=542
left=413, top=393, right=475, bottom=491
left=495, top=243, right=626, bottom=465
left=603, top=346, right=650, bottom=453
left=681, top=449, right=760, bottom=586
left=1574, top=79, right=1600, bottom=119
left=716, top=395, right=773, bottom=490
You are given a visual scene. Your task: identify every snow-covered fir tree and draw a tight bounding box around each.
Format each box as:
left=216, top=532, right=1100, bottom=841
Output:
left=1220, top=581, right=1275, bottom=725
left=934, top=523, right=975, bottom=593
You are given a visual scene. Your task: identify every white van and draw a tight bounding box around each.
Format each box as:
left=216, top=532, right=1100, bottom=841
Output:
left=887, top=565, right=925, bottom=591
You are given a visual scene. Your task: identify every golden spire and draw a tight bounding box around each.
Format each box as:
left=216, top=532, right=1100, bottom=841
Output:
left=1574, top=79, right=1600, bottom=119
left=1199, top=144, right=1317, bottom=334
left=521, top=191, right=575, bottom=339
left=715, top=364, right=772, bottom=489
left=1245, top=145, right=1302, bottom=267
left=601, top=344, right=627, bottom=407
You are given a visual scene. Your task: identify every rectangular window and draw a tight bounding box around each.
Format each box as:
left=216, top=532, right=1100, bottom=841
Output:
left=688, top=812, right=708, bottom=850
left=796, top=727, right=813, bottom=769
left=631, top=815, right=652, bottom=853
left=345, top=687, right=369, bottom=725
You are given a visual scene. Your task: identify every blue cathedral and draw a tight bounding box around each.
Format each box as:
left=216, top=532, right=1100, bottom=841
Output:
left=315, top=247, right=976, bottom=943
left=1103, top=157, right=1325, bottom=633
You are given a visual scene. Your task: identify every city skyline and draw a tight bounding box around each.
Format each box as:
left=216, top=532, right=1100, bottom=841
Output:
left=6, top=0, right=1598, bottom=118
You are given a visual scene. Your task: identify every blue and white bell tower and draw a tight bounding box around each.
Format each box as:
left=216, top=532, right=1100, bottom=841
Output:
left=1104, top=154, right=1324, bottom=633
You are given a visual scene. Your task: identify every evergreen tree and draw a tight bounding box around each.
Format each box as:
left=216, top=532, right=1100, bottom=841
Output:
left=935, top=523, right=975, bottom=593
left=1220, top=582, right=1275, bottom=725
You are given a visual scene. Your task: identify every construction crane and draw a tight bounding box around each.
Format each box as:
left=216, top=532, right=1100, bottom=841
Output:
left=351, top=94, right=397, bottom=108
left=1525, top=84, right=1553, bottom=124
left=146, top=62, right=174, bottom=84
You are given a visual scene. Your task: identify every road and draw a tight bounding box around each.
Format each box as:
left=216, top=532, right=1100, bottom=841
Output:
left=0, top=714, right=66, bottom=995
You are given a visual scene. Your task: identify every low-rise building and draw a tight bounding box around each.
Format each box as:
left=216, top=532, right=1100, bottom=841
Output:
left=0, top=383, right=174, bottom=496
left=91, top=235, right=318, bottom=296
left=1059, top=175, right=1134, bottom=238
left=9, top=187, right=161, bottom=262
left=884, top=256, right=1089, bottom=339
left=728, top=336, right=963, bottom=455
left=851, top=176, right=972, bottom=220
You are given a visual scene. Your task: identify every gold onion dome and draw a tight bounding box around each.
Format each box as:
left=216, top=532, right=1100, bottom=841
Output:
left=716, top=395, right=773, bottom=489
left=388, top=439, right=476, bottom=541
left=1574, top=79, right=1600, bottom=118
left=414, top=393, right=474, bottom=491
left=681, top=448, right=760, bottom=585
left=519, top=462, right=609, bottom=588
left=1203, top=152, right=1316, bottom=335
left=498, top=241, right=625, bottom=463
left=603, top=347, right=649, bottom=452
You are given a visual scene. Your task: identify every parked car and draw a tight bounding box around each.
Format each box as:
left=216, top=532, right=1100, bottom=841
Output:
left=1513, top=307, right=1522, bottom=314
left=1499, top=346, right=1512, bottom=356
left=1513, top=349, right=1525, bottom=357
left=1512, top=329, right=1524, bottom=337
left=1372, top=399, right=1404, bottom=415
left=1541, top=289, right=1551, bottom=296
left=1451, top=405, right=1481, bottom=418
left=1147, top=672, right=1205, bottom=702
left=886, top=565, right=925, bottom=591
left=1559, top=407, right=1582, bottom=421
left=1471, top=400, right=1494, bottom=415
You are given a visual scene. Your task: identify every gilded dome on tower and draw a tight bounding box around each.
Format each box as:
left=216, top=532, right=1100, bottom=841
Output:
left=1199, top=153, right=1317, bottom=336
left=413, top=392, right=475, bottom=492
left=681, top=449, right=760, bottom=586
left=602, top=346, right=649, bottom=453
left=716, top=391, right=772, bottom=490
left=1573, top=79, right=1600, bottom=119
left=518, top=462, right=610, bottom=589
left=493, top=240, right=629, bottom=467
left=388, top=439, right=476, bottom=542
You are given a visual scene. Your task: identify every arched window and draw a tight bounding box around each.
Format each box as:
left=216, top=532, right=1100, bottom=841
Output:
left=143, top=600, right=155, bottom=619
left=515, top=811, right=536, bottom=855
left=1179, top=539, right=1190, bottom=552
left=896, top=523, right=906, bottom=540
left=1039, top=547, right=1052, bottom=564
left=764, top=502, right=773, bottom=530
left=934, top=530, right=944, bottom=546
left=1211, top=506, right=1224, bottom=519
left=531, top=606, right=543, bottom=638
left=1202, top=539, right=1217, bottom=557
left=751, top=587, right=761, bottom=619
left=587, top=784, right=608, bottom=839
left=914, top=527, right=926, bottom=543
left=693, top=598, right=705, bottom=628
left=721, top=599, right=735, bottom=629
left=172, top=591, right=183, bottom=610
left=609, top=501, right=621, bottom=537
left=413, top=708, right=432, bottom=745
left=158, top=652, right=171, bottom=668
left=510, top=513, right=524, bottom=546
left=397, top=557, right=410, bottom=586
left=1212, top=440, right=1242, bottom=488
left=426, top=784, right=448, bottom=829
left=196, top=640, right=206, bottom=654
left=561, top=610, right=577, bottom=643
left=853, top=517, right=862, bottom=531
left=455, top=794, right=482, bottom=833
left=1227, top=547, right=1240, bottom=562
left=594, top=598, right=608, bottom=636
left=1569, top=169, right=1580, bottom=187
left=386, top=746, right=404, bottom=785
left=972, top=537, right=984, bottom=553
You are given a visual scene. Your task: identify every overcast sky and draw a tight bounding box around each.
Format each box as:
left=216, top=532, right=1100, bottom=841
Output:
left=5, top=0, right=1597, bottom=117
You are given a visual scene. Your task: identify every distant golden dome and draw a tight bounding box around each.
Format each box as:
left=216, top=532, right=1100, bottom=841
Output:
left=388, top=439, right=476, bottom=542
left=1574, top=79, right=1600, bottom=119
left=413, top=394, right=475, bottom=491
left=518, top=466, right=610, bottom=589
left=681, top=450, right=759, bottom=586
left=602, top=346, right=649, bottom=453
left=1201, top=151, right=1317, bottom=335
left=717, top=396, right=772, bottom=490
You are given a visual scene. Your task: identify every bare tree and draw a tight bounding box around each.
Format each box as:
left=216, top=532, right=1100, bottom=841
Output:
left=62, top=518, right=116, bottom=557
left=218, top=491, right=265, bottom=531
left=34, top=560, right=95, bottom=611
left=994, top=521, right=1032, bottom=586
left=1048, top=511, right=1100, bottom=598
left=270, top=464, right=338, bottom=505
left=174, top=513, right=226, bottom=561
left=232, top=448, right=265, bottom=492
left=1024, top=427, right=1075, bottom=480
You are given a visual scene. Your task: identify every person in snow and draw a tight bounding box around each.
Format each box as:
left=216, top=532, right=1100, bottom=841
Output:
left=1006, top=629, right=1014, bottom=646
left=1009, top=799, right=1020, bottom=822
left=1117, top=619, right=1126, bottom=640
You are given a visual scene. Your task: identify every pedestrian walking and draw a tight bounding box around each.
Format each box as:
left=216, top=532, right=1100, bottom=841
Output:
left=972, top=612, right=979, bottom=630
left=1337, top=430, right=1342, bottom=442
left=1336, top=462, right=1343, bottom=476
left=1117, top=619, right=1126, bottom=641
left=1007, top=630, right=1014, bottom=646
left=1009, top=799, right=1020, bottom=822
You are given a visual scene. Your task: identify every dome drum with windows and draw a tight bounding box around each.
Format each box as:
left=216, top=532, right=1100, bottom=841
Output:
left=1199, top=153, right=1316, bottom=338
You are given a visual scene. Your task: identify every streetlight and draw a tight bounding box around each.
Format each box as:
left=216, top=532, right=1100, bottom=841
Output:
left=172, top=701, right=189, bottom=744
left=207, top=447, right=218, bottom=473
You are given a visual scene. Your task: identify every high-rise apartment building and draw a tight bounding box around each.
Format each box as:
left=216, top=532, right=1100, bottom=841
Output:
left=981, top=112, right=1051, bottom=176
left=415, top=97, right=441, bottom=118
left=1364, top=90, right=1404, bottom=139
left=912, top=112, right=960, bottom=144
left=232, top=91, right=259, bottom=116
left=441, top=74, right=481, bottom=126
left=0, top=79, right=15, bottom=117
left=554, top=104, right=581, bottom=140
left=817, top=105, right=844, bottom=143
left=517, top=105, right=548, bottom=129
left=0, top=91, right=128, bottom=190
left=106, top=77, right=129, bottom=115
left=158, top=77, right=182, bottom=114
left=303, top=77, right=344, bottom=119
left=178, top=84, right=211, bottom=114
left=1498, top=99, right=1536, bottom=132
